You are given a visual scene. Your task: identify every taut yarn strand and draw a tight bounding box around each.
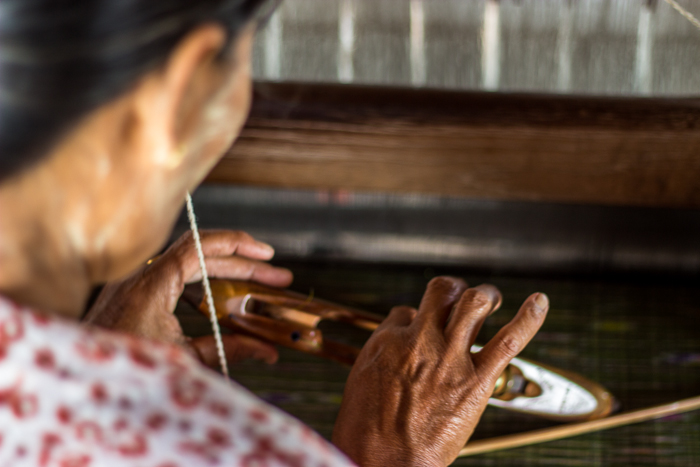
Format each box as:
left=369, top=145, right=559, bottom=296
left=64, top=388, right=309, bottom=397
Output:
left=186, top=192, right=230, bottom=380
left=664, top=0, right=700, bottom=30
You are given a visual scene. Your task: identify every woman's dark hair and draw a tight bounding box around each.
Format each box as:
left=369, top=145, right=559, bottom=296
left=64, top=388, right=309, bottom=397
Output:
left=0, top=0, right=269, bottom=179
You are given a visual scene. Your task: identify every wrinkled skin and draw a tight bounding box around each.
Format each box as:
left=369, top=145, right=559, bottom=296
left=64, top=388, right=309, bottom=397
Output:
left=85, top=229, right=293, bottom=368
left=333, top=277, right=548, bottom=467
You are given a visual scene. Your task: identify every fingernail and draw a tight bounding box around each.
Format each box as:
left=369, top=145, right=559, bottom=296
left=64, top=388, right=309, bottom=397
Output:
left=534, top=293, right=549, bottom=312
left=256, top=241, right=274, bottom=254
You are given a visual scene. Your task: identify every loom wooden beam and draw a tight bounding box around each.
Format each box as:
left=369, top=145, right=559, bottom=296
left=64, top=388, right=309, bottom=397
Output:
left=208, top=82, right=700, bottom=208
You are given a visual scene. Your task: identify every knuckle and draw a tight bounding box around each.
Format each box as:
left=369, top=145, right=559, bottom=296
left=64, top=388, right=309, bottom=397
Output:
left=243, top=263, right=257, bottom=278
left=227, top=231, right=254, bottom=252
left=496, top=335, right=521, bottom=357
left=232, top=230, right=252, bottom=241
left=460, top=288, right=491, bottom=311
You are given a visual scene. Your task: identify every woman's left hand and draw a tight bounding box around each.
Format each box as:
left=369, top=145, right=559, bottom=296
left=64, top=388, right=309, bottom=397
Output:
left=84, top=230, right=293, bottom=368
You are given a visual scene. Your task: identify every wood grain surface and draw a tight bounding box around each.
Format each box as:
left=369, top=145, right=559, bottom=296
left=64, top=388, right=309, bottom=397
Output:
left=209, top=82, right=700, bottom=208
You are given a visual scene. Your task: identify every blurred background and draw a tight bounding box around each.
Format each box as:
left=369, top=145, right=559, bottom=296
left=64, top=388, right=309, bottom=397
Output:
left=176, top=1, right=700, bottom=465
left=251, top=0, right=699, bottom=95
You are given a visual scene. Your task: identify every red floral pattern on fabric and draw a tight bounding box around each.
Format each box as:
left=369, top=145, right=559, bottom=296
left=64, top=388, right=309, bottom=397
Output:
left=75, top=338, right=116, bottom=363
left=0, top=296, right=355, bottom=467
left=35, top=348, right=56, bottom=370
left=56, top=406, right=72, bottom=424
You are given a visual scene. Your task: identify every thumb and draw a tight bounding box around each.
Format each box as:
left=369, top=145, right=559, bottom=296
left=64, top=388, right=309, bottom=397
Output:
left=189, top=334, right=279, bottom=369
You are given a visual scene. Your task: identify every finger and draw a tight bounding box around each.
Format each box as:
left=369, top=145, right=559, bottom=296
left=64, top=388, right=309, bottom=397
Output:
left=190, top=334, right=279, bottom=368
left=473, top=293, right=548, bottom=380
left=183, top=256, right=293, bottom=287
left=375, top=306, right=417, bottom=331
left=444, top=284, right=502, bottom=350
left=172, top=230, right=276, bottom=281
left=198, top=230, right=275, bottom=260
left=412, top=276, right=468, bottom=332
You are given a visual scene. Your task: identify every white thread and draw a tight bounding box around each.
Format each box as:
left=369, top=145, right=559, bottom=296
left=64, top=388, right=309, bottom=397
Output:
left=410, top=0, right=426, bottom=87
left=338, top=0, right=355, bottom=83
left=664, top=0, right=700, bottom=30
left=264, top=10, right=282, bottom=80
left=635, top=2, right=654, bottom=95
left=481, top=0, right=501, bottom=91
left=185, top=192, right=230, bottom=379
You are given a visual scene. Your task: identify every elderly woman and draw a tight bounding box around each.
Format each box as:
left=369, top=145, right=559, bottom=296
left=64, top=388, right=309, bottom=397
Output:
left=0, top=0, right=548, bottom=465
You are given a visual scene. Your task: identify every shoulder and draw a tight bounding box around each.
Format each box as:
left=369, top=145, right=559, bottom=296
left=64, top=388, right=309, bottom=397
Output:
left=0, top=297, right=355, bottom=467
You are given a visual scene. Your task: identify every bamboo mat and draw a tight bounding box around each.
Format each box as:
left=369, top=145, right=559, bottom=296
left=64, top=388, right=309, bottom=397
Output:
left=177, top=261, right=700, bottom=466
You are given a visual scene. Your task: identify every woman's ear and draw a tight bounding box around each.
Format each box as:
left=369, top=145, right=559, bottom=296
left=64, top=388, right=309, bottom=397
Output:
left=131, top=24, right=228, bottom=169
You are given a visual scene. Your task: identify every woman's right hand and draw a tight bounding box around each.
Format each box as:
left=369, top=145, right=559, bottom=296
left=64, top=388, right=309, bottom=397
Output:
left=332, top=276, right=549, bottom=467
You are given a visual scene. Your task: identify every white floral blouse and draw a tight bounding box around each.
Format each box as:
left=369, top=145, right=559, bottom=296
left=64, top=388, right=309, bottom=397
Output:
left=0, top=296, right=355, bottom=467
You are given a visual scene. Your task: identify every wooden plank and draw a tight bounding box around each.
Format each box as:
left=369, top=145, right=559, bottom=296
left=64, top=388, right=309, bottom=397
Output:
left=208, top=82, right=700, bottom=208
